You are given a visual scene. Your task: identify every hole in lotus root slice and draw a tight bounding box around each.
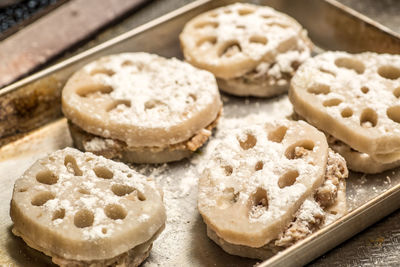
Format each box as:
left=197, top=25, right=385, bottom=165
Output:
left=223, top=165, right=233, bottom=176
left=36, top=170, right=58, bottom=185
left=106, top=99, right=131, bottom=112
left=18, top=188, right=28, bottom=193
left=378, top=65, right=400, bottom=80
left=74, top=209, right=94, bottom=228
left=77, top=84, right=113, bottom=98
left=93, top=166, right=113, bottom=179
left=196, top=36, right=217, bottom=49
left=249, top=35, right=268, bottom=45
left=323, top=98, right=342, bottom=107
left=391, top=87, right=400, bottom=99
left=255, top=161, right=264, bottom=171
left=78, top=188, right=90, bottom=195
left=219, top=41, right=242, bottom=58
left=121, top=60, right=133, bottom=67
left=285, top=140, right=315, bottom=160
left=236, top=25, right=246, bottom=29
left=319, top=67, right=336, bottom=77
left=261, top=14, right=271, bottom=19
left=104, top=204, right=127, bottom=220
left=90, top=68, right=115, bottom=76
left=189, top=93, right=197, bottom=101
left=217, top=188, right=239, bottom=209
left=268, top=126, right=288, bottom=143
left=307, top=84, right=330, bottom=95
left=137, top=191, right=146, bottom=201
left=238, top=133, right=257, bottom=150
left=329, top=210, right=338, bottom=215
left=185, top=93, right=197, bottom=104
left=64, top=155, right=83, bottom=176
left=194, top=21, right=219, bottom=29
left=52, top=208, right=65, bottom=221
left=238, top=6, right=255, bottom=16
left=31, top=192, right=55, bottom=206
left=341, top=107, right=353, bottom=118
left=278, top=170, right=299, bottom=188
left=265, top=22, right=289, bottom=28
left=334, top=57, right=365, bottom=74
left=387, top=106, right=400, bottom=123
left=361, top=86, right=370, bottom=94
left=144, top=99, right=166, bottom=110
left=249, top=188, right=269, bottom=218
left=111, top=184, right=135, bottom=197
left=126, top=190, right=147, bottom=201
left=360, top=108, right=378, bottom=128
left=102, top=228, right=108, bottom=234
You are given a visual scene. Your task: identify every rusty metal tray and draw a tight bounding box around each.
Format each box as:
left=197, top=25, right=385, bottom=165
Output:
left=2, top=0, right=400, bottom=266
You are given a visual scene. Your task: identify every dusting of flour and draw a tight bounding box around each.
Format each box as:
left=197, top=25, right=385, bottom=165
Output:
left=134, top=96, right=292, bottom=266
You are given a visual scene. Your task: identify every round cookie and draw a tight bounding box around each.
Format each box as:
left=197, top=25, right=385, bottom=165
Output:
left=180, top=3, right=312, bottom=97
left=62, top=53, right=222, bottom=163
left=198, top=120, right=329, bottom=248
left=200, top=141, right=348, bottom=259
left=290, top=51, right=400, bottom=164
left=10, top=147, right=166, bottom=266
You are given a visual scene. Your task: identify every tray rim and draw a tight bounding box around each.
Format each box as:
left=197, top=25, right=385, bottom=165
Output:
left=2, top=0, right=400, bottom=266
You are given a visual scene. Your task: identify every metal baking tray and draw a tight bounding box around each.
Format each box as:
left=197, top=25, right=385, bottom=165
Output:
left=1, top=0, right=400, bottom=266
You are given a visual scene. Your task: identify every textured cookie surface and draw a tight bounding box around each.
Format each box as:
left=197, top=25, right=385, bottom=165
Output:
left=62, top=53, right=222, bottom=147
left=290, top=51, right=400, bottom=163
left=180, top=3, right=311, bottom=80
left=10, top=148, right=166, bottom=262
left=205, top=148, right=347, bottom=260
left=198, top=120, right=329, bottom=248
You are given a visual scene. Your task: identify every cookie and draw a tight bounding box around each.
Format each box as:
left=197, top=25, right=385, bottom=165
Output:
left=198, top=120, right=330, bottom=248
left=290, top=51, right=400, bottom=165
left=180, top=3, right=312, bottom=97
left=198, top=122, right=348, bottom=259
left=10, top=148, right=166, bottom=266
left=62, top=53, right=222, bottom=163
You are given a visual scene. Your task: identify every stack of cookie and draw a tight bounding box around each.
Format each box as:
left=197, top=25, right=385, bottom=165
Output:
left=62, top=53, right=222, bottom=164
left=10, top=148, right=166, bottom=266
left=180, top=3, right=312, bottom=97
left=198, top=120, right=347, bottom=259
left=290, top=51, right=400, bottom=173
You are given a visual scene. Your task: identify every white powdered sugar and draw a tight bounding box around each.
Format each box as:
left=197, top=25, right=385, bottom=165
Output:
left=198, top=121, right=321, bottom=224
left=138, top=108, right=292, bottom=265
left=81, top=53, right=218, bottom=129
left=296, top=198, right=324, bottom=222
left=182, top=3, right=308, bottom=65
left=63, top=52, right=222, bottom=147
left=83, top=137, right=115, bottom=152
left=18, top=147, right=157, bottom=240
left=293, top=51, right=400, bottom=135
